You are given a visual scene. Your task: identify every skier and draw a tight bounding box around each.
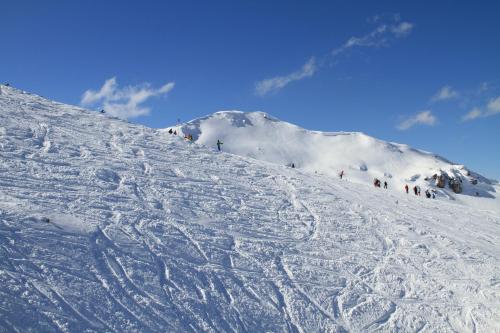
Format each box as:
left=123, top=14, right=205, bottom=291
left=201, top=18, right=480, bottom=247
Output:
left=413, top=186, right=418, bottom=196
left=168, top=128, right=173, bottom=134
left=339, top=170, right=344, bottom=179
left=417, top=186, right=421, bottom=196
left=217, top=139, right=223, bottom=151
left=173, top=130, right=177, bottom=135
left=404, top=184, right=409, bottom=194
left=291, top=163, right=295, bottom=168
left=373, top=178, right=381, bottom=188
left=100, top=109, right=105, bottom=114
left=425, top=190, right=431, bottom=198
left=383, top=181, right=388, bottom=189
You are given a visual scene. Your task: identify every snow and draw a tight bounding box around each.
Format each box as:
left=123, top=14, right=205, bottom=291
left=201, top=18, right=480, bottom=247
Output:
left=1, top=85, right=499, bottom=332
left=172, top=111, right=500, bottom=211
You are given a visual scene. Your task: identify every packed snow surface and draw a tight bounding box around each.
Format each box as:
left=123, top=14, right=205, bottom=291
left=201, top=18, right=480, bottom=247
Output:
left=0, top=85, right=499, bottom=332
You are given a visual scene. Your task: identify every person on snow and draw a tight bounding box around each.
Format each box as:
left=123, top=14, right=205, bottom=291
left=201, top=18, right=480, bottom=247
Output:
left=291, top=163, right=295, bottom=168
left=425, top=189, right=431, bottom=198
left=217, top=139, right=223, bottom=151
left=404, top=184, right=409, bottom=194
left=339, top=170, right=344, bottom=179
left=383, top=181, right=388, bottom=189
left=100, top=109, right=105, bottom=114
left=413, top=186, right=418, bottom=195
left=173, top=130, right=177, bottom=135
left=168, top=128, right=173, bottom=134
left=373, top=178, right=381, bottom=187
left=417, top=186, right=421, bottom=196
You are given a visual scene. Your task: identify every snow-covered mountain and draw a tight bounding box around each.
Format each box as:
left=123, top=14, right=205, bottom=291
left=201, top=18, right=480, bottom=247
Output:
left=172, top=111, right=499, bottom=210
left=1, top=85, right=499, bottom=332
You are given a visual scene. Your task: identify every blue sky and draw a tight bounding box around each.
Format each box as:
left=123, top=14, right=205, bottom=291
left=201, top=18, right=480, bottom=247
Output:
left=2, top=1, right=500, bottom=179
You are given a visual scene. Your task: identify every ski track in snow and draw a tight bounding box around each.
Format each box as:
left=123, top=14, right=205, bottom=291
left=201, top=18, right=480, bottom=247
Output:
left=0, top=87, right=499, bottom=332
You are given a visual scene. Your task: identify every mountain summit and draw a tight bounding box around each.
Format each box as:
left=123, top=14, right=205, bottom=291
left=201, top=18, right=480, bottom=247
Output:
left=173, top=110, right=498, bottom=203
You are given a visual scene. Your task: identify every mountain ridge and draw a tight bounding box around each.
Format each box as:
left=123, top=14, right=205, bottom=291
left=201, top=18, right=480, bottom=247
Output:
left=171, top=110, right=497, bottom=203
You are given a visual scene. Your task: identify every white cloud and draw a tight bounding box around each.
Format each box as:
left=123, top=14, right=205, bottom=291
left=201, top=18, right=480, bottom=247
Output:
left=81, top=77, right=118, bottom=105
left=255, top=15, right=414, bottom=96
left=462, top=107, right=482, bottom=121
left=255, top=57, right=316, bottom=96
left=461, top=96, right=500, bottom=121
left=431, top=85, right=459, bottom=102
left=81, top=77, right=175, bottom=119
left=391, top=22, right=414, bottom=36
left=397, top=110, right=437, bottom=130
left=486, top=96, right=500, bottom=115
left=331, top=19, right=414, bottom=56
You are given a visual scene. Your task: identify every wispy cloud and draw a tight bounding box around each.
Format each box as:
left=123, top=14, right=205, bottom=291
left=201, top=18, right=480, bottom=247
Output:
left=331, top=19, right=414, bottom=57
left=431, top=85, right=459, bottom=102
left=81, top=77, right=175, bottom=119
left=397, top=110, right=437, bottom=130
left=462, top=96, right=500, bottom=121
left=255, top=14, right=414, bottom=96
left=254, top=57, right=317, bottom=96
left=462, top=107, right=483, bottom=121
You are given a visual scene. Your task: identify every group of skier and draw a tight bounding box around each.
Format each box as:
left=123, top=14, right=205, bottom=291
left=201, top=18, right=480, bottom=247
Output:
left=166, top=128, right=223, bottom=151
left=339, top=172, right=435, bottom=197
left=339, top=172, right=436, bottom=198
left=373, top=178, right=388, bottom=189
left=404, top=184, right=435, bottom=198
left=167, top=128, right=178, bottom=135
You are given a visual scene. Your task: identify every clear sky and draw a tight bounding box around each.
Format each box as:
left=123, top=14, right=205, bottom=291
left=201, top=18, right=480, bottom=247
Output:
left=2, top=1, right=499, bottom=179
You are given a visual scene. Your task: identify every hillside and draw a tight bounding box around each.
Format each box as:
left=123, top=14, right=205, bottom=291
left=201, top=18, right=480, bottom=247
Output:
left=172, top=111, right=499, bottom=210
left=0, top=85, right=499, bottom=332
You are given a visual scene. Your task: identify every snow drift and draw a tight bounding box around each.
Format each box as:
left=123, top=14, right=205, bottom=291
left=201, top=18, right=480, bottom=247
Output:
left=0, top=85, right=499, bottom=332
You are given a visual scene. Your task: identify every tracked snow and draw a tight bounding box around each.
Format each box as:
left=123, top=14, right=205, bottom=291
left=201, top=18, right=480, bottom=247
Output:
left=0, top=86, right=499, bottom=332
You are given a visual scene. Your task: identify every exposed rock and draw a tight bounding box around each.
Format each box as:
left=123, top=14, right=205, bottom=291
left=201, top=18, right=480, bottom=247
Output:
left=449, top=178, right=463, bottom=193
left=436, top=174, right=448, bottom=188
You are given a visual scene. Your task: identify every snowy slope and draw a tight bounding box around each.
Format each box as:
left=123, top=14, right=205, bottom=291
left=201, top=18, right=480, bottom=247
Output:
left=173, top=111, right=499, bottom=211
left=0, top=85, right=499, bottom=332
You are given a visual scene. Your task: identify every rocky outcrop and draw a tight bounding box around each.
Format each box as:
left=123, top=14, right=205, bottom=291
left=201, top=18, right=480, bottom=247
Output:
left=449, top=177, right=463, bottom=193
left=436, top=174, right=448, bottom=188
left=433, top=172, right=463, bottom=193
